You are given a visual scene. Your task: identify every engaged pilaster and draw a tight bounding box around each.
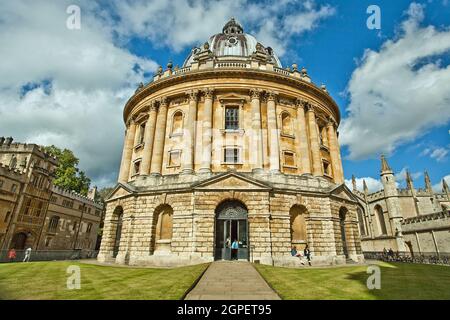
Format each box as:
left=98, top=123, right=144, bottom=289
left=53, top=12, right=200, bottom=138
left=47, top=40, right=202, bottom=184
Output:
left=266, top=91, right=280, bottom=173
left=250, top=88, right=264, bottom=172
left=182, top=90, right=199, bottom=174
left=199, top=88, right=214, bottom=173
left=141, top=101, right=158, bottom=175
left=326, top=118, right=344, bottom=184
left=306, top=103, right=322, bottom=176
left=118, top=120, right=137, bottom=183
left=295, top=99, right=312, bottom=174
left=150, top=98, right=169, bottom=176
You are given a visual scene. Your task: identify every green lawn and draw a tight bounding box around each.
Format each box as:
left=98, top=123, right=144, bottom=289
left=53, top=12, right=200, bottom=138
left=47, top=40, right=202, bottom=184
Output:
left=255, top=262, right=450, bottom=300
left=0, top=261, right=208, bottom=300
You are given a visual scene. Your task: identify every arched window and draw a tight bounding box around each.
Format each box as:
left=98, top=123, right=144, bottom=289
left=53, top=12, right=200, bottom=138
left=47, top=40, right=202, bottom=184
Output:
left=339, top=207, right=349, bottom=257
left=112, top=206, right=123, bottom=258
left=152, top=205, right=174, bottom=253
left=281, top=112, right=293, bottom=136
left=171, top=111, right=183, bottom=135
left=156, top=206, right=173, bottom=240
left=374, top=205, right=387, bottom=235
left=357, top=208, right=366, bottom=236
left=290, top=205, right=307, bottom=244
left=48, top=216, right=60, bottom=233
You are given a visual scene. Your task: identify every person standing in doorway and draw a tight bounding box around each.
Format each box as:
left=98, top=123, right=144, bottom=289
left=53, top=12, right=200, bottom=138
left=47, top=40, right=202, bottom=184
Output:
left=23, top=247, right=32, bottom=262
left=231, top=239, right=239, bottom=260
left=8, top=249, right=16, bottom=262
left=304, top=244, right=312, bottom=266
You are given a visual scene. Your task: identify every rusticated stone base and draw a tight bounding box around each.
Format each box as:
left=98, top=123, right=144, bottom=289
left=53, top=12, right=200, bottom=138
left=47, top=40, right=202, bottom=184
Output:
left=98, top=172, right=365, bottom=268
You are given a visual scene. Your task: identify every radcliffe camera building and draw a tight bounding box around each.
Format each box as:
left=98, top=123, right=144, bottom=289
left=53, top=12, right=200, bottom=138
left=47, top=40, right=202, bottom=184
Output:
left=99, top=19, right=365, bottom=267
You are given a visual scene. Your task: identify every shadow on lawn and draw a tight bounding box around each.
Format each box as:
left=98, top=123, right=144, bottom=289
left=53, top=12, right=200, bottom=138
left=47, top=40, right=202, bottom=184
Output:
left=345, top=262, right=450, bottom=300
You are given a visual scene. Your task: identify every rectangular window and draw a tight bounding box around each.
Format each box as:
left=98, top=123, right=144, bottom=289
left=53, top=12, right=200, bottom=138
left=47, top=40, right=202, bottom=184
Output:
left=323, top=161, right=330, bottom=176
left=50, top=196, right=57, bottom=203
left=168, top=150, right=181, bottom=167
left=87, top=223, right=92, bottom=234
left=139, top=123, right=146, bottom=144
left=225, top=106, right=239, bottom=130
left=133, top=160, right=141, bottom=175
left=0, top=180, right=4, bottom=188
left=224, top=148, right=240, bottom=164
left=11, top=184, right=17, bottom=193
left=283, top=151, right=295, bottom=167
left=4, top=211, right=11, bottom=223
left=73, top=221, right=77, bottom=231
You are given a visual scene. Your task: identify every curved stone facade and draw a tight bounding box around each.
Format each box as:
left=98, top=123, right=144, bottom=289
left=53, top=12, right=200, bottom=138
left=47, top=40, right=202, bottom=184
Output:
left=98, top=19, right=364, bottom=267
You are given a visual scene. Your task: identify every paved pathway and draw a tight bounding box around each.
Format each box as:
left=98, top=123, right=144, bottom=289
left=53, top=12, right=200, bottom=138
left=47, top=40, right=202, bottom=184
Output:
left=185, top=261, right=281, bottom=300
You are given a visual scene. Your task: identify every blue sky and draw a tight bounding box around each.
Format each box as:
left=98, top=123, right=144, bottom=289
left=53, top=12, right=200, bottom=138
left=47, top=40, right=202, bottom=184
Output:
left=0, top=0, right=449, bottom=192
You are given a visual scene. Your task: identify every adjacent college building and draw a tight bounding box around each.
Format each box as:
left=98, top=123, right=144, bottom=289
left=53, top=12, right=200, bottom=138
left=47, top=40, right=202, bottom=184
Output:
left=0, top=137, right=103, bottom=252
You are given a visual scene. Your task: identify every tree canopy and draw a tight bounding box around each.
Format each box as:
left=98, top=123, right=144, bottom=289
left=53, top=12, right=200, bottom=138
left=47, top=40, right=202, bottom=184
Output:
left=43, top=145, right=91, bottom=196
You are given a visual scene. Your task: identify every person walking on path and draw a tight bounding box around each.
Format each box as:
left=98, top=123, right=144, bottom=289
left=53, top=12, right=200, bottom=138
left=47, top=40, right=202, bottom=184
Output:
left=231, top=239, right=239, bottom=260
left=7, top=249, right=16, bottom=262
left=304, top=244, right=312, bottom=266
left=23, top=247, right=32, bottom=262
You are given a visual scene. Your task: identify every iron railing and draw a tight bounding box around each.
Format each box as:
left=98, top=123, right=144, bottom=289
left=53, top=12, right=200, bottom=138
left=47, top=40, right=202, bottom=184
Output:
left=0, top=249, right=98, bottom=263
left=364, top=251, right=450, bottom=266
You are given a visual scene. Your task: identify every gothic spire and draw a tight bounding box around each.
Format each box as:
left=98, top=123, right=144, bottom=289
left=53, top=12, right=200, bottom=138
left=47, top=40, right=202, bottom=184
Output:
left=363, top=179, right=368, bottom=194
left=406, top=170, right=414, bottom=190
left=351, top=175, right=357, bottom=191
left=424, top=171, right=433, bottom=193
left=380, top=154, right=392, bottom=173
left=443, top=178, right=449, bottom=194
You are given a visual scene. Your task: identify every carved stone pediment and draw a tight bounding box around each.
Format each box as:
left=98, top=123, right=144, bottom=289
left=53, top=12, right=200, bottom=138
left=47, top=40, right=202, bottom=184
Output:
left=329, top=184, right=358, bottom=202
left=193, top=172, right=271, bottom=191
left=107, top=183, right=135, bottom=201
left=217, top=93, right=248, bottom=105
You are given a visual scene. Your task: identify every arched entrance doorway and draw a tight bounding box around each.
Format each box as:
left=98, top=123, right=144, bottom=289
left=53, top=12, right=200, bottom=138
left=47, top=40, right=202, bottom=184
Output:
left=339, top=207, right=349, bottom=258
left=11, top=232, right=28, bottom=249
left=214, top=200, right=248, bottom=261
left=112, top=206, right=124, bottom=258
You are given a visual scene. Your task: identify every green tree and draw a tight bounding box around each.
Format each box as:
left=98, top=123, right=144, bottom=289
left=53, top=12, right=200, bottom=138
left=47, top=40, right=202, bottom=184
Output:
left=43, top=145, right=91, bottom=195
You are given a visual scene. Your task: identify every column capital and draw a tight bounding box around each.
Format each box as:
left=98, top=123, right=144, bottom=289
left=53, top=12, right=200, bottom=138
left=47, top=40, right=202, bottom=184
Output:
left=326, top=116, right=338, bottom=129
left=159, top=96, right=169, bottom=107
left=149, top=100, right=159, bottom=113
left=126, top=118, right=136, bottom=127
left=295, top=98, right=307, bottom=109
left=266, top=91, right=277, bottom=102
left=186, top=90, right=199, bottom=102
left=203, top=88, right=215, bottom=99
left=249, top=88, right=262, bottom=100
left=306, top=102, right=316, bottom=113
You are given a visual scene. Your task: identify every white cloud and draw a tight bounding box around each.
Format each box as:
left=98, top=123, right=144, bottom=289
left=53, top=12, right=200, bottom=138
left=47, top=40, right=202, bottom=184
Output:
left=422, top=146, right=449, bottom=162
left=0, top=1, right=157, bottom=187
left=432, top=174, right=450, bottom=192
left=340, top=3, right=450, bottom=160
left=394, top=167, right=423, bottom=184
left=112, top=0, right=335, bottom=57
left=345, top=177, right=384, bottom=193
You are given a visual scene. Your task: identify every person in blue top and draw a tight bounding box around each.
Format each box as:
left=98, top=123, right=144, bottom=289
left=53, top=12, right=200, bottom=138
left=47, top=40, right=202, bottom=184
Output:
left=231, top=239, right=239, bottom=260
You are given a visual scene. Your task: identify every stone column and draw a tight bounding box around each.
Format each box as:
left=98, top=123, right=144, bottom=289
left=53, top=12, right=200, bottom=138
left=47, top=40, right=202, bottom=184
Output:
left=199, top=88, right=214, bottom=173
left=150, top=98, right=169, bottom=176
left=266, top=91, right=280, bottom=173
left=295, top=99, right=311, bottom=174
left=182, top=90, right=198, bottom=174
left=306, top=104, right=322, bottom=176
left=327, top=118, right=344, bottom=184
left=141, top=101, right=158, bottom=175
left=250, top=88, right=263, bottom=172
left=118, top=120, right=137, bottom=183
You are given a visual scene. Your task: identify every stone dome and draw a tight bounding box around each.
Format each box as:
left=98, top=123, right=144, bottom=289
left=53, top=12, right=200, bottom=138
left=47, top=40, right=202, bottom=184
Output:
left=183, top=18, right=282, bottom=68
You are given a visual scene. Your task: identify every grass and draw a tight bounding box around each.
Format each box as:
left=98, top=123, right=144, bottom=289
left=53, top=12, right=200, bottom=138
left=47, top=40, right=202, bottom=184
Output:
left=0, top=261, right=208, bottom=300
left=255, top=262, right=450, bottom=300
